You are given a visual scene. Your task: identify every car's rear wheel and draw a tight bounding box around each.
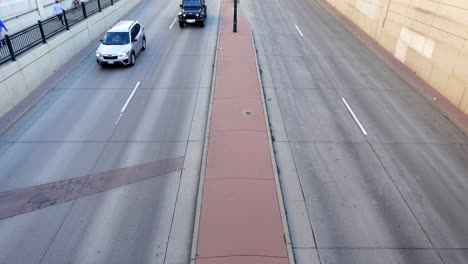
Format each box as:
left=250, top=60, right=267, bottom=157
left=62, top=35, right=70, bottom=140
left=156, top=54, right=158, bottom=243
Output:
left=179, top=21, right=184, bottom=28
left=129, top=52, right=136, bottom=66
left=142, top=38, right=146, bottom=50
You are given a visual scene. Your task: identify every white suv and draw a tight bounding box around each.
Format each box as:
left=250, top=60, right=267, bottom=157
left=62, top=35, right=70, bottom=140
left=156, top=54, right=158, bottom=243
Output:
left=96, top=20, right=146, bottom=67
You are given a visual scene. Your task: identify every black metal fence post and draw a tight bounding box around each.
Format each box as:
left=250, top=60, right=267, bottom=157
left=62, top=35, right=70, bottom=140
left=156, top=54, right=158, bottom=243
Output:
left=4, top=35, right=16, bottom=61
left=233, top=0, right=238, bottom=33
left=38, top=20, right=47, bottom=43
left=82, top=2, right=88, bottom=18
left=98, top=0, right=102, bottom=12
left=63, top=10, right=70, bottom=30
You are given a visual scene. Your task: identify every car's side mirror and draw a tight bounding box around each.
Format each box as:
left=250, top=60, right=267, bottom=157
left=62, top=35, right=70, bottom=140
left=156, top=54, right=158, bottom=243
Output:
left=179, top=4, right=182, bottom=7
left=203, top=4, right=206, bottom=7
left=100, top=39, right=103, bottom=43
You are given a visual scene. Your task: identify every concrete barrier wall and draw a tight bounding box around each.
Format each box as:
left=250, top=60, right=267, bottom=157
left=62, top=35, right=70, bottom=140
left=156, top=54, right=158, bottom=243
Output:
left=325, top=0, right=468, bottom=114
left=0, top=0, right=142, bottom=118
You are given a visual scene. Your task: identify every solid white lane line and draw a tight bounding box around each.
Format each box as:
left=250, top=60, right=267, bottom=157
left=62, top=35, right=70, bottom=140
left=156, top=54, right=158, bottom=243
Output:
left=115, top=113, right=124, bottom=125
left=341, top=97, right=368, bottom=135
left=295, top=24, right=304, bottom=37
left=115, top=81, right=140, bottom=125
left=121, top=81, right=140, bottom=113
left=170, top=17, right=177, bottom=30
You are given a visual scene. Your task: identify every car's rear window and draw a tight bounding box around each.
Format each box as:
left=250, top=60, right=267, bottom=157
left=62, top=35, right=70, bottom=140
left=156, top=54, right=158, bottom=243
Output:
left=102, top=32, right=130, bottom=45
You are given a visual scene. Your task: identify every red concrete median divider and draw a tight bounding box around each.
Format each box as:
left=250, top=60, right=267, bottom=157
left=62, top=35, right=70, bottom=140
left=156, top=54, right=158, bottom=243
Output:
left=191, top=1, right=292, bottom=264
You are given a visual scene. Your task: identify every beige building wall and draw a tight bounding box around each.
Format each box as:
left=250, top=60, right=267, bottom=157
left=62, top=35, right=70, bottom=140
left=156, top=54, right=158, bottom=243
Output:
left=325, top=0, right=468, bottom=114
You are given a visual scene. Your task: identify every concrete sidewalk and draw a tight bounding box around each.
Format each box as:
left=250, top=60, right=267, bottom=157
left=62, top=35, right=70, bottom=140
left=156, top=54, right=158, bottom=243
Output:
left=193, top=1, right=291, bottom=263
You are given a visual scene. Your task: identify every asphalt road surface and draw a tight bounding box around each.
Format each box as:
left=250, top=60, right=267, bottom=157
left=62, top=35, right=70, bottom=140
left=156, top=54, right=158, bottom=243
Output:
left=0, top=0, right=220, bottom=263
left=2, top=0, right=468, bottom=263
left=240, top=0, right=468, bottom=263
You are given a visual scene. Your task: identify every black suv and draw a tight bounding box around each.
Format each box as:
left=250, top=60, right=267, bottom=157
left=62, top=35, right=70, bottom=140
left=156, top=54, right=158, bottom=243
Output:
left=178, top=0, right=207, bottom=28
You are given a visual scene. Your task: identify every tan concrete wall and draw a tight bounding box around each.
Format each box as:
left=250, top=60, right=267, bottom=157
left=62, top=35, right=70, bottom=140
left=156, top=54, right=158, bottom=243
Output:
left=0, top=0, right=141, bottom=118
left=325, top=0, right=468, bottom=114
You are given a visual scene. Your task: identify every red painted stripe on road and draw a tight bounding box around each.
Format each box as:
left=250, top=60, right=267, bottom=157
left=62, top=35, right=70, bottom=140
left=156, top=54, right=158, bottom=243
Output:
left=0, top=157, right=184, bottom=220
left=195, top=1, right=290, bottom=263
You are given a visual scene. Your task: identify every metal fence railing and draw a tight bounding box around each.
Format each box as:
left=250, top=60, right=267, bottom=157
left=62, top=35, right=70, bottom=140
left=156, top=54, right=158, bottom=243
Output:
left=66, top=5, right=86, bottom=27
left=85, top=0, right=100, bottom=16
left=0, top=0, right=121, bottom=66
left=8, top=24, right=44, bottom=59
left=0, top=41, right=11, bottom=64
left=101, top=0, right=113, bottom=9
left=42, top=13, right=67, bottom=39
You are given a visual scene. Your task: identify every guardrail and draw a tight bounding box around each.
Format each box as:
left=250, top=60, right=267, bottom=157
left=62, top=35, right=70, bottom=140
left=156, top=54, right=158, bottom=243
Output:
left=0, top=0, right=119, bottom=65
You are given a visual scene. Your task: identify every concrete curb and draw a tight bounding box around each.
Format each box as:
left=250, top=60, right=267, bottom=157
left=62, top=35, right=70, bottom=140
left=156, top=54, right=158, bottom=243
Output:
left=247, top=16, right=296, bottom=264
left=313, top=0, right=468, bottom=136
left=189, top=1, right=223, bottom=263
